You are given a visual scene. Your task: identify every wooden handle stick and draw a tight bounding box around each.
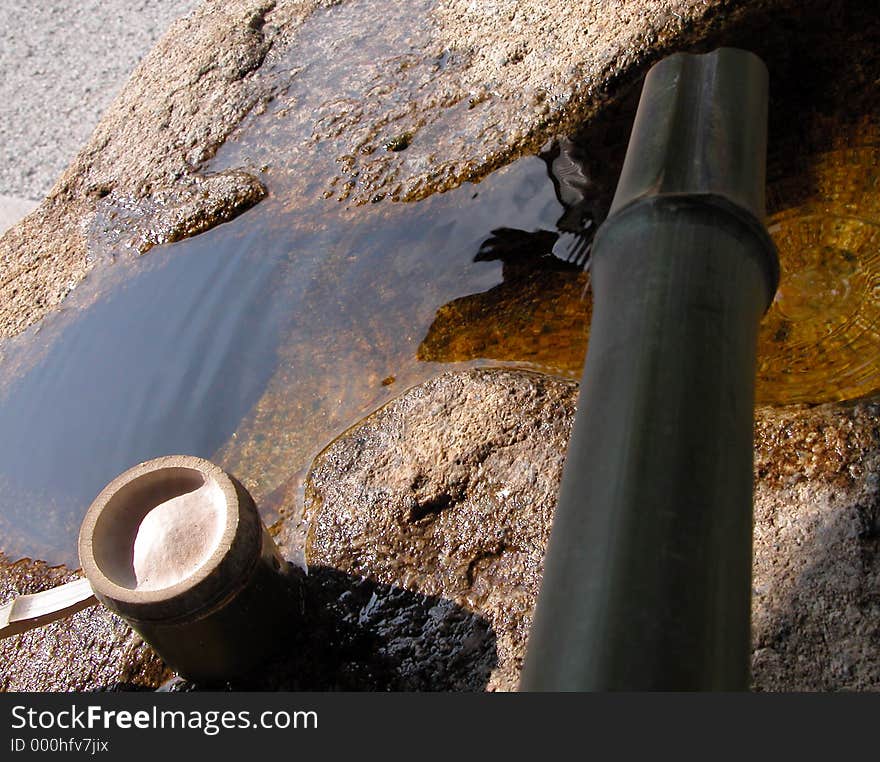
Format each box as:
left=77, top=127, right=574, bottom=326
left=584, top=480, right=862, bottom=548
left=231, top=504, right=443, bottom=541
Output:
left=0, top=578, right=97, bottom=640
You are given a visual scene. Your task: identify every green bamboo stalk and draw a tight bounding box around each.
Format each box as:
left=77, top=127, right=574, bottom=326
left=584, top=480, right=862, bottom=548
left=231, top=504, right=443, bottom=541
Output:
left=520, top=48, right=779, bottom=691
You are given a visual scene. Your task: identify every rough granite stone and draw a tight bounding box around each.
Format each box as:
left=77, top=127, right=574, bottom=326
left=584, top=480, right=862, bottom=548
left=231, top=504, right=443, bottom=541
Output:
left=752, top=401, right=880, bottom=690
left=304, top=370, right=880, bottom=691
left=304, top=368, right=578, bottom=691
left=0, top=554, right=171, bottom=692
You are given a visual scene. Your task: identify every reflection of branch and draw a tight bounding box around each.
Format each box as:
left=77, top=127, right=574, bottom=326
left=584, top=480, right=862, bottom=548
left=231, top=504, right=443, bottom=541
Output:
left=475, top=227, right=558, bottom=262
left=475, top=226, right=591, bottom=279
left=556, top=220, right=593, bottom=270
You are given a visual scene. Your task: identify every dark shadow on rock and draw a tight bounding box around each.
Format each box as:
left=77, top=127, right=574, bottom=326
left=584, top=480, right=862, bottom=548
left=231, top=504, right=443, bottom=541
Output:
left=162, top=564, right=498, bottom=692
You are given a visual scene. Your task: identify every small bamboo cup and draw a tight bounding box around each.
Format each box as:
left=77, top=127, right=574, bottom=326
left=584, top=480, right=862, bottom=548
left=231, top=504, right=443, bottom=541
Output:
left=78, top=455, right=297, bottom=684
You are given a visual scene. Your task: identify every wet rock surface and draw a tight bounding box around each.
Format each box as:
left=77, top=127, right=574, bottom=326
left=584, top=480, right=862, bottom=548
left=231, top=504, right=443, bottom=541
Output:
left=0, top=554, right=170, bottom=692
left=303, top=368, right=577, bottom=690
left=87, top=170, right=267, bottom=258
left=304, top=370, right=880, bottom=691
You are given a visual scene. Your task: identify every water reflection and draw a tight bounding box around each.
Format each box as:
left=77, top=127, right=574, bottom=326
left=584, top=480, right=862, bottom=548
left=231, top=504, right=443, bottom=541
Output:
left=0, top=154, right=574, bottom=565
left=3, top=0, right=880, bottom=567
left=757, top=130, right=880, bottom=403
left=475, top=138, right=604, bottom=272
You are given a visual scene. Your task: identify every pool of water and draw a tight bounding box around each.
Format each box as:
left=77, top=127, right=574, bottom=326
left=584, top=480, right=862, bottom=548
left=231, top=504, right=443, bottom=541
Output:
left=757, top=127, right=880, bottom=403
left=0, top=149, right=597, bottom=565
left=3, top=0, right=880, bottom=566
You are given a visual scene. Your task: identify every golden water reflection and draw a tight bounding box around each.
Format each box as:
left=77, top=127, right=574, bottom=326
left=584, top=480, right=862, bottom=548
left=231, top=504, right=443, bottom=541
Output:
left=757, top=123, right=880, bottom=404
left=413, top=121, right=880, bottom=406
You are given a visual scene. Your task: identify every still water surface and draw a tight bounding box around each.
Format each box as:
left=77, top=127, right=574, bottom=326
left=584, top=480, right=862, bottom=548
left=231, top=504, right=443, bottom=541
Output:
left=0, top=152, right=591, bottom=565
left=2, top=0, right=880, bottom=565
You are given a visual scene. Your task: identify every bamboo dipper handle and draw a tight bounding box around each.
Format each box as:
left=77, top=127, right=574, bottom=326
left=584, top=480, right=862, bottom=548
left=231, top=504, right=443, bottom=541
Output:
left=0, top=577, right=97, bottom=639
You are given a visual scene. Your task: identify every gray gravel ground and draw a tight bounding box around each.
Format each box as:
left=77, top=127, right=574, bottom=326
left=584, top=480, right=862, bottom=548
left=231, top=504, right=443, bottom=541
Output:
left=0, top=1, right=198, bottom=201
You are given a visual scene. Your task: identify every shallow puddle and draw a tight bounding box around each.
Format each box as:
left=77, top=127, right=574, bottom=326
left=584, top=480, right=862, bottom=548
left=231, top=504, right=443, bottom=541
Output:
left=0, top=151, right=593, bottom=566
left=2, top=0, right=880, bottom=566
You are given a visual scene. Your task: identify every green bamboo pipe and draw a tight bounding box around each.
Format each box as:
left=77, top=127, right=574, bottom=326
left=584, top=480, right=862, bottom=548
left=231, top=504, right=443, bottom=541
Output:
left=520, top=48, right=779, bottom=691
